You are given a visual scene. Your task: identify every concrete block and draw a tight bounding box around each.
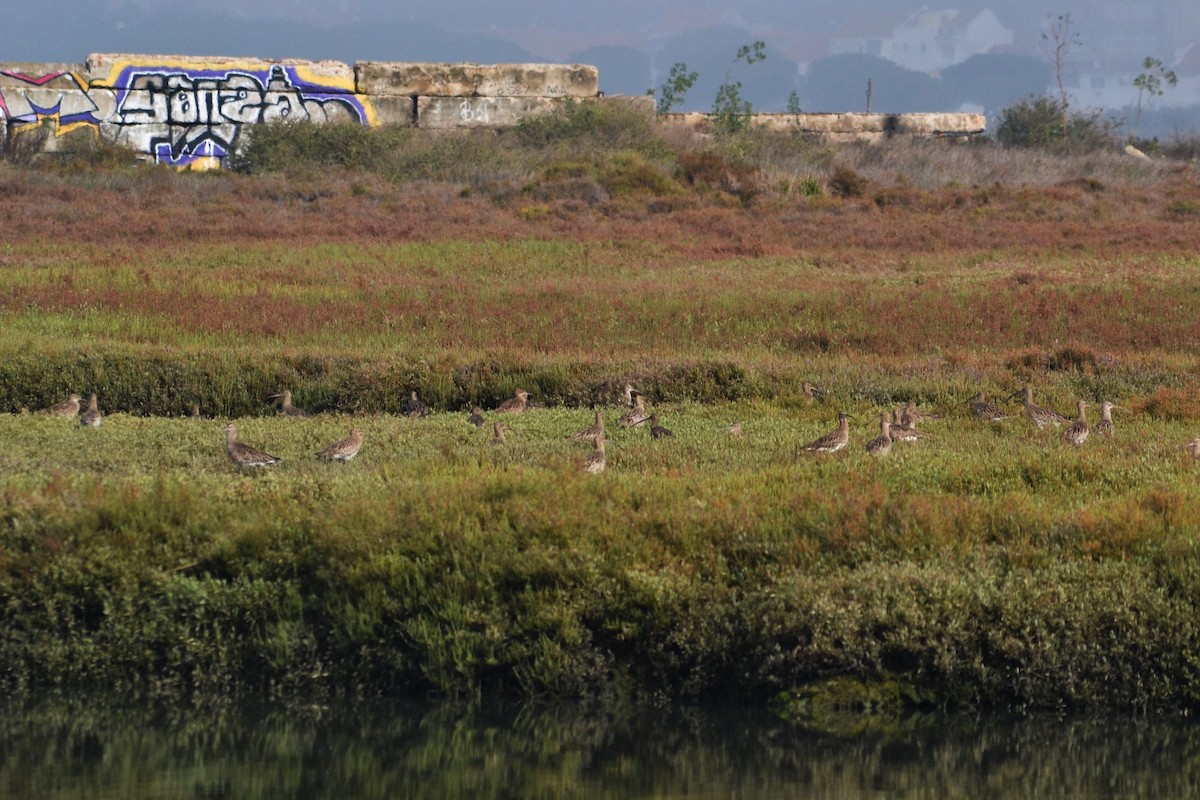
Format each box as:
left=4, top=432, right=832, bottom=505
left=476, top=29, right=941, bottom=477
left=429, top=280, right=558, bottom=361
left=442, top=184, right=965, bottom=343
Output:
left=0, top=63, right=85, bottom=88
left=0, top=87, right=116, bottom=123
left=416, top=95, right=567, bottom=129
left=357, top=62, right=598, bottom=98
left=85, top=53, right=356, bottom=93
left=367, top=95, right=417, bottom=127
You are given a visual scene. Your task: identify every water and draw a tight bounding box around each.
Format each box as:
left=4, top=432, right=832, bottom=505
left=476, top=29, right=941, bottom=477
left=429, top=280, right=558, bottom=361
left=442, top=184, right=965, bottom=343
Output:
left=2, top=697, right=1197, bottom=799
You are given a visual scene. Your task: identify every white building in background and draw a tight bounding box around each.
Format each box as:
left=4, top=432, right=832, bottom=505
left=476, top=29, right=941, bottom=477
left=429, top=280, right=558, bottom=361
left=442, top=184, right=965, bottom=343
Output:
left=829, top=7, right=1013, bottom=73
left=887, top=8, right=1013, bottom=72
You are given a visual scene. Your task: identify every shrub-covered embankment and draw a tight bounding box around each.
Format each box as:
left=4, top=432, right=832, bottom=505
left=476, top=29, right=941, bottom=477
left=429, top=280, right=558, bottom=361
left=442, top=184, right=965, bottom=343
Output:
left=3, top=408, right=1200, bottom=710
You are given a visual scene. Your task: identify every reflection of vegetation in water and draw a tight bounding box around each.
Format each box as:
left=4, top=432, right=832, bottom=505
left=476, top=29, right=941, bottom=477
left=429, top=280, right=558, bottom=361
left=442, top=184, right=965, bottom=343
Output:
left=2, top=699, right=1200, bottom=799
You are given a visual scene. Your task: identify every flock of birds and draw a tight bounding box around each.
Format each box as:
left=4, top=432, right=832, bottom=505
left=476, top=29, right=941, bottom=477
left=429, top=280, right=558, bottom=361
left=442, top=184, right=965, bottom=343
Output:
left=32, top=380, right=1200, bottom=472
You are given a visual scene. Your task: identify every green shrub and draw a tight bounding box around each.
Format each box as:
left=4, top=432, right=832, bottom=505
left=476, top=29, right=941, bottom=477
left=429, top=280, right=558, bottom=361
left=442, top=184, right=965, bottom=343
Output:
left=994, top=95, right=1120, bottom=152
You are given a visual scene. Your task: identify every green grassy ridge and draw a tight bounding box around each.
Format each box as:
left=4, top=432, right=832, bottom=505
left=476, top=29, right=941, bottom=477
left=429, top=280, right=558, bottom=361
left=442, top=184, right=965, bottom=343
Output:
left=3, top=408, right=1200, bottom=707
left=1, top=341, right=1196, bottom=417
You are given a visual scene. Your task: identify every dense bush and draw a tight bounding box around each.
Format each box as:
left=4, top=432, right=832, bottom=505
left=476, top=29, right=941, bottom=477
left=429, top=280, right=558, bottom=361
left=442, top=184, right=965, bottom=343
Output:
left=994, top=95, right=1120, bottom=152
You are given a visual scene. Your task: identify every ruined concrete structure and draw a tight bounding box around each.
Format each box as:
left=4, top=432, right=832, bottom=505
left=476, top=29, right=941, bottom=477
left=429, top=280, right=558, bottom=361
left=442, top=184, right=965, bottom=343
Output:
left=0, top=53, right=984, bottom=169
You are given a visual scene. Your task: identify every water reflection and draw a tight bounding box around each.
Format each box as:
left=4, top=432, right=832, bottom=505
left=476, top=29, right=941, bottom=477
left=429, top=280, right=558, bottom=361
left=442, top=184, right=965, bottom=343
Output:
left=1, top=698, right=1197, bottom=799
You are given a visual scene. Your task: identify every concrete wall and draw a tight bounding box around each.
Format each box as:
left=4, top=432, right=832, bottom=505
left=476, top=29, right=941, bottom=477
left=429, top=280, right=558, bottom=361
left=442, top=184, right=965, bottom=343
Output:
left=663, top=112, right=987, bottom=143
left=0, top=54, right=599, bottom=168
left=1, top=53, right=984, bottom=168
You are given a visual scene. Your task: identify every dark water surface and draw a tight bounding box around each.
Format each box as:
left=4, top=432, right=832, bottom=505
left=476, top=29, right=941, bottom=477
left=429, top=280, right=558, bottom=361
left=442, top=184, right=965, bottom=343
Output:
left=2, top=697, right=1198, bottom=799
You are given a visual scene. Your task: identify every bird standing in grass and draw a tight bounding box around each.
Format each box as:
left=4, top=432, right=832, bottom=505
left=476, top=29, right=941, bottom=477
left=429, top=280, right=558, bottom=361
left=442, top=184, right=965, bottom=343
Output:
left=492, top=421, right=509, bottom=444
left=970, top=392, right=1007, bottom=423
left=45, top=393, right=81, bottom=417
left=1184, top=438, right=1200, bottom=462
left=271, top=390, right=309, bottom=417
left=1010, top=384, right=1069, bottom=429
left=1095, top=401, right=1120, bottom=438
left=468, top=406, right=485, bottom=427
left=802, top=411, right=852, bottom=453
left=407, top=391, right=430, bottom=418
left=866, top=414, right=892, bottom=457
left=496, top=389, right=531, bottom=414
left=728, top=421, right=744, bottom=437
left=568, top=409, right=605, bottom=441
left=317, top=428, right=363, bottom=462
left=583, top=436, right=607, bottom=474
left=802, top=382, right=823, bottom=403
left=648, top=414, right=673, bottom=439
left=900, top=401, right=938, bottom=428
left=888, top=408, right=924, bottom=442
left=621, top=383, right=636, bottom=407
left=618, top=393, right=648, bottom=428
left=1063, top=400, right=1089, bottom=446
left=224, top=422, right=280, bottom=468
left=79, top=393, right=102, bottom=427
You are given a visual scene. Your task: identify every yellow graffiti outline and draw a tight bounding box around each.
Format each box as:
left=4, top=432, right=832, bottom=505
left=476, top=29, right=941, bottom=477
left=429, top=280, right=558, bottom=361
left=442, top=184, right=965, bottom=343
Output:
left=87, top=59, right=377, bottom=125
left=8, top=111, right=100, bottom=141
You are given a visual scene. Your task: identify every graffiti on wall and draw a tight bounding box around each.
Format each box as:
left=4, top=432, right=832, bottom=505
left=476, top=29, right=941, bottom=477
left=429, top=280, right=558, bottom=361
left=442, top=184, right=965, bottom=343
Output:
left=1, top=60, right=375, bottom=168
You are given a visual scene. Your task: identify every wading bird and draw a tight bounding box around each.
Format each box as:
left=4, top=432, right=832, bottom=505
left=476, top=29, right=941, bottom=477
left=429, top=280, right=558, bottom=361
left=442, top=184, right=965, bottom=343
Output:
left=970, top=392, right=1007, bottom=423
left=496, top=389, right=531, bottom=414
left=1063, top=400, right=1089, bottom=446
left=865, top=414, right=892, bottom=457
left=79, top=393, right=102, bottom=427
left=618, top=393, right=649, bottom=428
left=583, top=436, right=606, bottom=474
left=271, top=390, right=309, bottom=417
left=1095, top=401, right=1120, bottom=438
left=468, top=406, right=485, bottom=427
left=802, top=411, right=852, bottom=454
left=224, top=422, right=280, bottom=468
left=406, top=390, right=430, bottom=418
left=889, top=408, right=924, bottom=442
left=317, top=428, right=363, bottom=462
left=45, top=393, right=81, bottom=417
left=900, top=400, right=938, bottom=428
left=648, top=414, right=673, bottom=439
left=492, top=421, right=509, bottom=444
left=1184, top=438, right=1200, bottom=462
left=1009, top=385, right=1069, bottom=429
left=568, top=409, right=605, bottom=441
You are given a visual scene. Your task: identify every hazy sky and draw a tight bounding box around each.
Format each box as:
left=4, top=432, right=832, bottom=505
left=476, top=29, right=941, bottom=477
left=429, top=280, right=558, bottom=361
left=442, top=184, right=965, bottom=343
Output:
left=8, top=0, right=1165, bottom=64
left=6, top=1, right=1195, bottom=123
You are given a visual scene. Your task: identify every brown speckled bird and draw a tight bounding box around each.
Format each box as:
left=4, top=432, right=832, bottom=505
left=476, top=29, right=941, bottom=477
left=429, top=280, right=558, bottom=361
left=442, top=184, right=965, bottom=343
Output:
left=648, top=414, right=673, bottom=439
left=970, top=392, right=1007, bottom=423
left=1009, top=385, right=1068, bottom=429
left=406, top=390, right=430, bottom=418
left=1095, top=401, right=1120, bottom=438
left=468, top=406, right=485, bottom=427
left=618, top=393, right=649, bottom=428
left=802, top=411, right=852, bottom=454
left=865, top=414, right=892, bottom=457
left=45, top=393, right=81, bottom=418
left=317, top=428, right=363, bottom=462
left=568, top=409, right=605, bottom=441
left=492, top=421, right=509, bottom=444
left=224, top=422, right=280, bottom=468
left=271, top=390, right=309, bottom=417
left=79, top=393, right=103, bottom=427
left=496, top=389, right=531, bottom=414
left=583, top=436, right=607, bottom=474
left=1062, top=400, right=1089, bottom=446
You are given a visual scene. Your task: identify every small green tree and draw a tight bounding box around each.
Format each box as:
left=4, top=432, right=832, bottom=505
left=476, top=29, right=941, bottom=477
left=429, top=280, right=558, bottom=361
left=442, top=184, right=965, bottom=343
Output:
left=651, top=62, right=699, bottom=114
left=1133, top=56, right=1178, bottom=130
left=712, top=41, right=767, bottom=135
left=786, top=90, right=803, bottom=116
